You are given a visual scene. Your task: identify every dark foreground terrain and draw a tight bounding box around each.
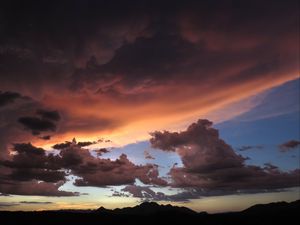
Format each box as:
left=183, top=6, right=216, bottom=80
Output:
left=1, top=200, right=299, bottom=225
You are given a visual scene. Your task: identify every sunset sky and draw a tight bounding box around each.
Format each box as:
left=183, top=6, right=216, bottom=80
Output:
left=0, top=0, right=299, bottom=213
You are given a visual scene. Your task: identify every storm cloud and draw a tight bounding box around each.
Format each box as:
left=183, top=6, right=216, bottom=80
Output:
left=0, top=0, right=299, bottom=205
left=0, top=0, right=298, bottom=153
left=150, top=119, right=299, bottom=196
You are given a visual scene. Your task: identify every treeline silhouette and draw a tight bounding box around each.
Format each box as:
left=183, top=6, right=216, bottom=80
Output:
left=1, top=200, right=299, bottom=225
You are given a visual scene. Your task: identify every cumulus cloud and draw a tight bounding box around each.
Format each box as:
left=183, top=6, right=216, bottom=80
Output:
left=0, top=139, right=167, bottom=196
left=121, top=185, right=167, bottom=201
left=63, top=145, right=167, bottom=187
left=279, top=140, right=300, bottom=152
left=150, top=119, right=299, bottom=196
left=0, top=143, right=68, bottom=196
left=119, top=185, right=241, bottom=202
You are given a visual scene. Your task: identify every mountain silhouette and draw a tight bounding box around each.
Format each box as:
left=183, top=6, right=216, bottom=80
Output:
left=242, top=200, right=300, bottom=215
left=1, top=200, right=299, bottom=225
left=96, top=201, right=197, bottom=215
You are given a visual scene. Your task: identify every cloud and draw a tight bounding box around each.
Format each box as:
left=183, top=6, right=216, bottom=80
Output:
left=0, top=202, right=19, bottom=207
left=237, top=145, right=263, bottom=151
left=94, top=148, right=110, bottom=156
left=279, top=140, right=300, bottom=152
left=77, top=141, right=96, bottom=147
left=111, top=191, right=130, bottom=197
left=0, top=0, right=298, bottom=149
left=36, top=109, right=61, bottom=121
left=0, top=0, right=299, bottom=201
left=121, top=185, right=167, bottom=201
left=150, top=119, right=299, bottom=197
left=0, top=139, right=167, bottom=195
left=119, top=185, right=242, bottom=202
left=0, top=180, right=78, bottom=197
left=0, top=142, right=75, bottom=196
left=19, top=201, right=53, bottom=204
left=0, top=91, right=23, bottom=107
left=59, top=144, right=167, bottom=187
left=52, top=141, right=72, bottom=149
left=17, top=109, right=61, bottom=136
left=18, top=116, right=57, bottom=135
left=144, top=150, right=155, bottom=160
left=2, top=143, right=67, bottom=183
left=40, top=135, right=51, bottom=140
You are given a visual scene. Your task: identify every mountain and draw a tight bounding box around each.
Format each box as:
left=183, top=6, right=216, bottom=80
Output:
left=0, top=200, right=299, bottom=225
left=96, top=201, right=197, bottom=215
left=242, top=200, right=300, bottom=214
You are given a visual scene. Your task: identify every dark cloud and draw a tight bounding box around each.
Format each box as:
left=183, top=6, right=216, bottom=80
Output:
left=151, top=119, right=246, bottom=172
left=121, top=185, right=167, bottom=201
left=0, top=159, right=77, bottom=196
left=150, top=119, right=299, bottom=197
left=119, top=185, right=241, bottom=202
left=0, top=180, right=79, bottom=197
left=77, top=141, right=96, bottom=147
left=66, top=0, right=298, bottom=100
left=36, top=109, right=61, bottom=121
left=52, top=141, right=72, bottom=150
left=18, top=117, right=57, bottom=135
left=236, top=145, right=263, bottom=151
left=40, top=135, right=51, bottom=140
left=0, top=140, right=167, bottom=195
left=0, top=0, right=299, bottom=200
left=0, top=0, right=298, bottom=162
left=0, top=91, right=23, bottom=107
left=60, top=145, right=167, bottom=187
left=53, top=140, right=166, bottom=187
left=17, top=109, right=60, bottom=136
left=19, top=201, right=53, bottom=204
left=0, top=143, right=75, bottom=196
left=9, top=168, right=66, bottom=183
left=52, top=139, right=96, bottom=149
left=0, top=0, right=297, bottom=96
left=94, top=148, right=110, bottom=156
left=0, top=94, right=41, bottom=159
left=0, top=0, right=153, bottom=94
left=279, top=140, right=300, bottom=152
left=13, top=143, right=45, bottom=155
left=2, top=143, right=66, bottom=183
left=0, top=202, right=19, bottom=207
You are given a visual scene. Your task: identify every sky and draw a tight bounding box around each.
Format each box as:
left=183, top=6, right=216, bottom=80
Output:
left=0, top=0, right=299, bottom=213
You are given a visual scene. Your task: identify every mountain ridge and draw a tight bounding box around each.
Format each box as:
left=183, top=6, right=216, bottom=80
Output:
left=1, top=200, right=299, bottom=225
left=96, top=201, right=197, bottom=215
